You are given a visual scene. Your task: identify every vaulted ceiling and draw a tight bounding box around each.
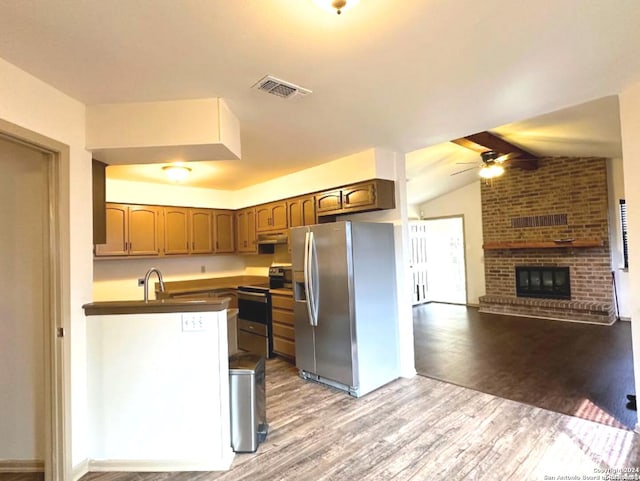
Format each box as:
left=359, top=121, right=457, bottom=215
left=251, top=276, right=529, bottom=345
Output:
left=0, top=1, right=638, bottom=203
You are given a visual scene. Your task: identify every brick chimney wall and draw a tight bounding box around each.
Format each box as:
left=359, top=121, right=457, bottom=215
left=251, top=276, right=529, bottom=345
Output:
left=479, top=157, right=614, bottom=324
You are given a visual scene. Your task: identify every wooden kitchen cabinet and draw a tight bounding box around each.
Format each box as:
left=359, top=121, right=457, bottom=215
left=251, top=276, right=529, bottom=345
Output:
left=271, top=291, right=295, bottom=360
left=213, top=210, right=235, bottom=253
left=316, top=189, right=342, bottom=214
left=316, top=179, right=395, bottom=217
left=235, top=207, right=257, bottom=253
left=164, top=207, right=215, bottom=255
left=256, top=201, right=288, bottom=232
left=164, top=207, right=190, bottom=255
left=190, top=209, right=214, bottom=253
left=95, top=203, right=162, bottom=257
left=287, top=195, right=316, bottom=228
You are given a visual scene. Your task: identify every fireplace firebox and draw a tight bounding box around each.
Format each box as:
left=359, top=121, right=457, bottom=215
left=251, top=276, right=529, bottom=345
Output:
left=515, top=266, right=571, bottom=300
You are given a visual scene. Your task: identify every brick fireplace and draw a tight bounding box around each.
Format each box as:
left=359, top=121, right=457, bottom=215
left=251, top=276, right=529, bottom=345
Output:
left=478, top=157, right=615, bottom=324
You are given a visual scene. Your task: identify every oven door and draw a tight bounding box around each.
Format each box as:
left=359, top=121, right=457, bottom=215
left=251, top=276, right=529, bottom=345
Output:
left=237, top=290, right=272, bottom=357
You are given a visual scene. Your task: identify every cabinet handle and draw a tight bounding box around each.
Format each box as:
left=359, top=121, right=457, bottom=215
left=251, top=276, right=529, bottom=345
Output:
left=216, top=241, right=219, bottom=250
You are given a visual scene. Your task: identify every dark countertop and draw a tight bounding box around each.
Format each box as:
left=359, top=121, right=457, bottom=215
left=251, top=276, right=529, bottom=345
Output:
left=83, top=297, right=230, bottom=316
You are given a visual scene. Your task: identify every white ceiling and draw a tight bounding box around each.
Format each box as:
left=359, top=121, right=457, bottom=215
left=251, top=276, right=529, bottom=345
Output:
left=0, top=1, right=638, bottom=203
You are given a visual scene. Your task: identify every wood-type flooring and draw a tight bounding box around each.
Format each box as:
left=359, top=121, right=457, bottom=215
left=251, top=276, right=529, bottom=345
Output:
left=414, top=302, right=637, bottom=430
left=76, top=357, right=640, bottom=481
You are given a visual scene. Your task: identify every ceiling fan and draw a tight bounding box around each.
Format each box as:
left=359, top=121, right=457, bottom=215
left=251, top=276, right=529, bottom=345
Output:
left=450, top=131, right=539, bottom=177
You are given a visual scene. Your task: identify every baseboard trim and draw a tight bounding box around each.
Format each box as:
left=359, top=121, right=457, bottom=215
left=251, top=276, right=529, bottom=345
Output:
left=0, top=459, right=44, bottom=473
left=72, top=459, right=90, bottom=481
left=88, top=454, right=234, bottom=472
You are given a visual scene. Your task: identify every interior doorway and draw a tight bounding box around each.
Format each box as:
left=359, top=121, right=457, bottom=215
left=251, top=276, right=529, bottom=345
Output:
left=410, top=217, right=467, bottom=305
left=0, top=136, right=49, bottom=477
left=0, top=124, right=67, bottom=481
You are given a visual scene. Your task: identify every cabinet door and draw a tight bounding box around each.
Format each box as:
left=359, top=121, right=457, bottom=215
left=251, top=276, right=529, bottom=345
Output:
left=235, top=208, right=257, bottom=253
left=255, top=205, right=272, bottom=232
left=301, top=196, right=316, bottom=225
left=343, top=183, right=376, bottom=210
left=235, top=209, right=248, bottom=252
left=129, top=205, right=161, bottom=256
left=245, top=208, right=257, bottom=252
left=214, top=210, right=235, bottom=253
left=191, top=209, right=213, bottom=254
left=164, top=207, right=190, bottom=255
left=287, top=199, right=303, bottom=228
left=270, top=202, right=288, bottom=231
left=316, top=190, right=342, bottom=214
left=95, top=203, right=128, bottom=256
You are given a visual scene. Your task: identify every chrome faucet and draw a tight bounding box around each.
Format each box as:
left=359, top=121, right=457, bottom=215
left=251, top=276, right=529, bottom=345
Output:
left=143, top=267, right=165, bottom=302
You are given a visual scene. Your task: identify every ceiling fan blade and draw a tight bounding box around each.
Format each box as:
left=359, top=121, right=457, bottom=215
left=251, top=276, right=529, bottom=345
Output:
left=450, top=166, right=478, bottom=176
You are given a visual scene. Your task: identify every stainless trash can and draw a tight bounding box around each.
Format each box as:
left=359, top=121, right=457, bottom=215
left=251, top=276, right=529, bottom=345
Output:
left=229, top=353, right=268, bottom=452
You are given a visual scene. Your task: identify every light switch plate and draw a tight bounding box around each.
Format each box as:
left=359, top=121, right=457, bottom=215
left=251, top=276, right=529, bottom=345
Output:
left=181, top=313, right=206, bottom=332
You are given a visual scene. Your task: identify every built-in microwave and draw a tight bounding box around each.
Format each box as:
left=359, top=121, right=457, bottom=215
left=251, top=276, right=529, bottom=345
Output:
left=269, top=264, right=292, bottom=289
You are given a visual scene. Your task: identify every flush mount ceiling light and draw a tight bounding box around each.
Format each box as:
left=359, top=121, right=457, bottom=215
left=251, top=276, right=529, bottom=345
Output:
left=313, top=0, right=360, bottom=15
left=162, top=164, right=191, bottom=182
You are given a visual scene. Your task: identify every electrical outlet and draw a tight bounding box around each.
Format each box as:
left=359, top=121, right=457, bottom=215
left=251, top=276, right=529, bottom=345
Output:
left=181, top=313, right=205, bottom=332
left=138, top=278, right=145, bottom=287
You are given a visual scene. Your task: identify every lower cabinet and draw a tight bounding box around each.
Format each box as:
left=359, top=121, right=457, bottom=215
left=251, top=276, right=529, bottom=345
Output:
left=271, top=291, right=295, bottom=360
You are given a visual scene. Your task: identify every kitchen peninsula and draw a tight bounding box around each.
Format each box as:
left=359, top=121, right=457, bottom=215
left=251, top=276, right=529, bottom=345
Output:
left=83, top=297, right=234, bottom=471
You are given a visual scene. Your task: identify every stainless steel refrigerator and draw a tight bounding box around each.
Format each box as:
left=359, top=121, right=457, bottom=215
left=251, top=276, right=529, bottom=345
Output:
left=291, top=221, right=400, bottom=397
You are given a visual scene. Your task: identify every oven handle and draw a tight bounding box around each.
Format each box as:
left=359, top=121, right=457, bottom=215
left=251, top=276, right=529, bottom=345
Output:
left=237, top=291, right=269, bottom=303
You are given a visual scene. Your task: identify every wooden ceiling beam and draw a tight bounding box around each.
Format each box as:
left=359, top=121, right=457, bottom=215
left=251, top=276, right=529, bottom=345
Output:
left=451, top=131, right=539, bottom=170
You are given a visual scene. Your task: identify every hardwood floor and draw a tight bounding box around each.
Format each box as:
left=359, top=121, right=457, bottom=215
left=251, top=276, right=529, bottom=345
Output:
left=79, top=357, right=640, bottom=481
left=414, top=302, right=637, bottom=430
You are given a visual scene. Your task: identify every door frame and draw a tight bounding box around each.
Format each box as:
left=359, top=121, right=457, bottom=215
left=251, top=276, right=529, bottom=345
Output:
left=419, top=214, right=469, bottom=305
left=0, top=119, right=70, bottom=481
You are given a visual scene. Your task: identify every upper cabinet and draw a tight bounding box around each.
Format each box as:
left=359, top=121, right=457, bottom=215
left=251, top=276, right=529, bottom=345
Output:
left=164, top=207, right=191, bottom=255
left=94, top=179, right=395, bottom=259
left=213, top=210, right=235, bottom=253
left=256, top=201, right=287, bottom=232
left=95, top=203, right=161, bottom=257
left=236, top=207, right=257, bottom=254
left=287, top=195, right=316, bottom=228
left=191, top=209, right=214, bottom=254
left=316, top=179, right=395, bottom=217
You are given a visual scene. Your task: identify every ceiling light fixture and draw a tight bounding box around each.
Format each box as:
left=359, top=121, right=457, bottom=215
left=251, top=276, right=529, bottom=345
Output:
left=479, top=163, right=505, bottom=179
left=163, top=164, right=191, bottom=182
left=313, top=0, right=360, bottom=15
left=478, top=150, right=505, bottom=179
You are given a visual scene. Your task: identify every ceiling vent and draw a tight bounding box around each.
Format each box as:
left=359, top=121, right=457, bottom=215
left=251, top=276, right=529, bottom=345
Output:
left=252, top=75, right=312, bottom=99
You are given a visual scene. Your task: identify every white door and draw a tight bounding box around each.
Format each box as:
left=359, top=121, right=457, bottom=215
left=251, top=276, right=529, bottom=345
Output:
left=424, top=216, right=467, bottom=304
left=0, top=136, right=49, bottom=471
left=409, top=222, right=429, bottom=305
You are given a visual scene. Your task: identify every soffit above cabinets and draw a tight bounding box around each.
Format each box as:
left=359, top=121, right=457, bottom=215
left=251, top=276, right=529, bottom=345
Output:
left=86, top=98, right=241, bottom=165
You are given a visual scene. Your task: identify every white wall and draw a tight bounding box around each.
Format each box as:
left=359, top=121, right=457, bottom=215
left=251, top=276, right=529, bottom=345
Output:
left=619, top=82, right=640, bottom=430
left=606, top=158, right=631, bottom=319
left=107, top=178, right=235, bottom=208
left=417, top=181, right=485, bottom=305
left=0, top=57, right=92, bottom=471
left=232, top=148, right=379, bottom=208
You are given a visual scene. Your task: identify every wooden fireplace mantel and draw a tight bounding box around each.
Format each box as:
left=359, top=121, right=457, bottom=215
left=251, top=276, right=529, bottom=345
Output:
left=483, top=238, right=604, bottom=250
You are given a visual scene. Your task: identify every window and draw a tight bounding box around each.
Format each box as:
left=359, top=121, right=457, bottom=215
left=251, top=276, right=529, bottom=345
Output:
left=620, top=199, right=629, bottom=268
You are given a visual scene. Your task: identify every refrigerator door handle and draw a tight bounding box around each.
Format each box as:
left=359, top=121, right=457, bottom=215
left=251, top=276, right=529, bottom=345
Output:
left=303, top=231, right=315, bottom=326
left=309, top=231, right=319, bottom=326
